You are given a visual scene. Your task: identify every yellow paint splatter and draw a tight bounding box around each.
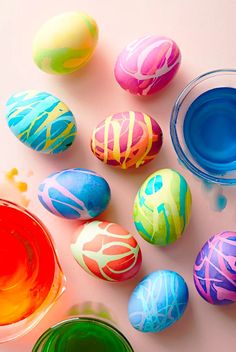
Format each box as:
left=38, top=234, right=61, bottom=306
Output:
left=0, top=168, right=30, bottom=207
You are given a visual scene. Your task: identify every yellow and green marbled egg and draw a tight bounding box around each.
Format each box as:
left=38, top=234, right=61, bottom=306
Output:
left=33, top=12, right=98, bottom=74
left=133, top=169, right=192, bottom=246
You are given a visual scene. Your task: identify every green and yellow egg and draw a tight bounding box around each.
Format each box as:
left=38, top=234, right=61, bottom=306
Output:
left=33, top=12, right=98, bottom=74
left=133, top=169, right=192, bottom=246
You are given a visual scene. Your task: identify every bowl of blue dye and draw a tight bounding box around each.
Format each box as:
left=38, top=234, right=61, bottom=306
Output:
left=170, top=69, right=236, bottom=185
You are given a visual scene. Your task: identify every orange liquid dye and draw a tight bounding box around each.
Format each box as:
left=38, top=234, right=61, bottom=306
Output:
left=0, top=201, right=55, bottom=325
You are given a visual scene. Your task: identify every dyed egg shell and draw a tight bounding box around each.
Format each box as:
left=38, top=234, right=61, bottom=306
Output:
left=38, top=169, right=110, bottom=220
left=5, top=90, right=76, bottom=154
left=128, top=270, right=189, bottom=332
left=114, top=35, right=181, bottom=96
left=133, top=169, right=192, bottom=246
left=91, top=111, right=163, bottom=169
left=194, top=231, right=236, bottom=305
left=71, top=220, right=142, bottom=281
left=33, top=12, right=98, bottom=74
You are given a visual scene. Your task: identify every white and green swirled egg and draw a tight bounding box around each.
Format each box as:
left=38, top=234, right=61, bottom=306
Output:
left=133, top=169, right=192, bottom=246
left=5, top=90, right=77, bottom=154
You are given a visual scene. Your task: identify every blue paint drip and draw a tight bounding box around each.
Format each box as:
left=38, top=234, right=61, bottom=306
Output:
left=183, top=87, right=236, bottom=174
left=202, top=180, right=214, bottom=192
left=216, top=193, right=227, bottom=211
left=200, top=180, right=228, bottom=212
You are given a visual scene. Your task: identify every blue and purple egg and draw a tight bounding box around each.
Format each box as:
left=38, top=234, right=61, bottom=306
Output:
left=194, top=231, right=236, bottom=305
left=38, top=168, right=111, bottom=220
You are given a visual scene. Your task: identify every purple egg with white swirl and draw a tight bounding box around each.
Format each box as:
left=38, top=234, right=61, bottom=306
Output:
left=193, top=231, right=236, bottom=305
left=114, top=35, right=181, bottom=96
left=38, top=168, right=111, bottom=220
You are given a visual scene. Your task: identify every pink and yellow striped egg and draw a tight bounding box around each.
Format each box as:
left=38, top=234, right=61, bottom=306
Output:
left=114, top=35, right=181, bottom=96
left=71, top=221, right=142, bottom=282
left=91, top=111, right=163, bottom=169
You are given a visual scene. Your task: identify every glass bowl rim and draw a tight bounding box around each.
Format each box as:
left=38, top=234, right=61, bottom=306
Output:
left=32, top=316, right=134, bottom=352
left=170, top=68, right=236, bottom=185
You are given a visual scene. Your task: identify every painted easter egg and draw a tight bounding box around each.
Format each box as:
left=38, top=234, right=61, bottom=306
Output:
left=193, top=231, right=236, bottom=305
left=33, top=12, right=98, bottom=74
left=114, top=35, right=181, bottom=96
left=133, top=169, right=192, bottom=246
left=91, top=111, right=163, bottom=169
left=5, top=90, right=77, bottom=154
left=38, top=169, right=110, bottom=220
left=128, top=270, right=189, bottom=332
left=71, top=220, right=142, bottom=282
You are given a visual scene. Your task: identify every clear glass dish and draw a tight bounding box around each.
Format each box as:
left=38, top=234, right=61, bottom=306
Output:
left=170, top=69, right=236, bottom=185
left=0, top=199, right=66, bottom=343
left=32, top=302, right=134, bottom=352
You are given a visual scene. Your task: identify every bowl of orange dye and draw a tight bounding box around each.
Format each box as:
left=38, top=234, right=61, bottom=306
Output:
left=0, top=199, right=66, bottom=343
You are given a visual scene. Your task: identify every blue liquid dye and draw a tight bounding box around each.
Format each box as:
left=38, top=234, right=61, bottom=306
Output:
left=183, top=87, right=236, bottom=174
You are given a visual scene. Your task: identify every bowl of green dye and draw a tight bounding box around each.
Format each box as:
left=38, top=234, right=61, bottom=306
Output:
left=32, top=317, right=134, bottom=352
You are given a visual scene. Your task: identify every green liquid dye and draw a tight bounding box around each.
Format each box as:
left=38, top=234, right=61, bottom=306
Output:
left=32, top=318, right=133, bottom=352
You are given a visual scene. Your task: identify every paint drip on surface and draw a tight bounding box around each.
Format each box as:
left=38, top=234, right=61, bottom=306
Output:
left=0, top=168, right=30, bottom=207
left=201, top=180, right=227, bottom=212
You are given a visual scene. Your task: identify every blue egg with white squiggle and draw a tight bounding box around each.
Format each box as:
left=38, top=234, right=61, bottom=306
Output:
left=38, top=168, right=111, bottom=220
left=128, top=270, right=189, bottom=333
left=5, top=90, right=77, bottom=154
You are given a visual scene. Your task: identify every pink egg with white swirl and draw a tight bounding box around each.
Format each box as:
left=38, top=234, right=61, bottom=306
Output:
left=114, top=35, right=181, bottom=96
left=193, top=231, right=236, bottom=305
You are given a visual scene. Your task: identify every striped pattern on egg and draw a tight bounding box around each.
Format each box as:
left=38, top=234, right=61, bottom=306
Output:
left=133, top=169, right=192, bottom=246
left=91, top=111, right=163, bottom=169
left=38, top=168, right=111, bottom=220
left=194, top=231, right=236, bottom=305
left=71, top=221, right=142, bottom=282
left=115, top=35, right=181, bottom=96
left=5, top=90, right=77, bottom=154
left=128, top=270, right=189, bottom=332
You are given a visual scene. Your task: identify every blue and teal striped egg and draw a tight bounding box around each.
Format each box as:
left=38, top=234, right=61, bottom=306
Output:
left=5, top=90, right=77, bottom=154
left=133, top=169, right=192, bottom=246
left=128, top=270, right=189, bottom=333
left=38, top=168, right=111, bottom=220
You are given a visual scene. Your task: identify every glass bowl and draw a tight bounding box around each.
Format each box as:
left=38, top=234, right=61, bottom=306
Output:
left=32, top=301, right=134, bottom=352
left=170, top=69, right=236, bottom=185
left=0, top=199, right=66, bottom=343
